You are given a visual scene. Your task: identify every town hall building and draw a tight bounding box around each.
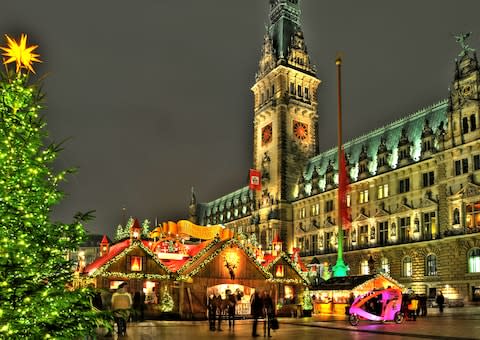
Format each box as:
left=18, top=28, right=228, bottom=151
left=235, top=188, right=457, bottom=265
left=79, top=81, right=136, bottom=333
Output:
left=189, top=0, right=480, bottom=304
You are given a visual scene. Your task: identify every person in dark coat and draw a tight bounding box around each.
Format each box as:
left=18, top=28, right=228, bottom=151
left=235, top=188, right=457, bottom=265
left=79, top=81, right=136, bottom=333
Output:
left=251, top=291, right=263, bottom=337
left=132, top=291, right=145, bottom=322
left=214, top=292, right=224, bottom=331
left=262, top=291, right=274, bottom=337
left=207, top=294, right=216, bottom=331
left=436, top=291, right=445, bottom=313
left=226, top=289, right=237, bottom=330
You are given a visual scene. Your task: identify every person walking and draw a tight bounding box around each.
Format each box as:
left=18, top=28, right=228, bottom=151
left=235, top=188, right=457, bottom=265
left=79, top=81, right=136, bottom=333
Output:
left=111, top=283, right=132, bottom=336
left=214, top=292, right=224, bottom=331
left=132, top=291, right=145, bottom=322
left=436, top=291, right=445, bottom=314
left=207, top=293, right=217, bottom=331
left=226, top=289, right=237, bottom=330
left=251, top=291, right=263, bottom=337
left=262, top=291, right=274, bottom=337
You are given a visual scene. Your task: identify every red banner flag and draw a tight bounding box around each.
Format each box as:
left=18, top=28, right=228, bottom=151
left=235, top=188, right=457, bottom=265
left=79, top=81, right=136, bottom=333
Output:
left=249, top=169, right=262, bottom=191
left=338, top=149, right=350, bottom=229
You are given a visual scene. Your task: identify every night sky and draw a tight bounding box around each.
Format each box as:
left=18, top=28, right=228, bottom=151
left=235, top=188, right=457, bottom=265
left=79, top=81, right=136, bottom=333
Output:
left=2, top=1, right=480, bottom=238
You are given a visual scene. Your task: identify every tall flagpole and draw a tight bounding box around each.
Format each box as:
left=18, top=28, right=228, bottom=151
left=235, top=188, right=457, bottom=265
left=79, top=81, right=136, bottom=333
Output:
left=333, top=56, right=348, bottom=277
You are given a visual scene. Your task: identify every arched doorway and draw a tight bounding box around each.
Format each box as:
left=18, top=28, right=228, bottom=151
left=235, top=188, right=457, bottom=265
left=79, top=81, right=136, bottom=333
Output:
left=207, top=283, right=255, bottom=316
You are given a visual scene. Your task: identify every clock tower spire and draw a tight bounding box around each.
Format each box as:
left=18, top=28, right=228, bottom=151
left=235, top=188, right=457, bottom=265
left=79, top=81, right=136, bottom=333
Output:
left=251, top=0, right=321, bottom=251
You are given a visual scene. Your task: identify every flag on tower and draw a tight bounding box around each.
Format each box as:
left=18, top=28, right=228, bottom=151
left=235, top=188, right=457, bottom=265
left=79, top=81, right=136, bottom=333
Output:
left=249, top=169, right=262, bottom=191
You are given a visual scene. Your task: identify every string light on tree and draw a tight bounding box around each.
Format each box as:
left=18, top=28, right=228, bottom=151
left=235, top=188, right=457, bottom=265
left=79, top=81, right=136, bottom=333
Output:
left=0, top=34, right=101, bottom=338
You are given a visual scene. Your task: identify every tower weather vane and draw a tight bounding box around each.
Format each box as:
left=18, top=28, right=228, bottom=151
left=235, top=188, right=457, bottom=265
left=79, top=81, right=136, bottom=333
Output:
left=455, top=32, right=475, bottom=57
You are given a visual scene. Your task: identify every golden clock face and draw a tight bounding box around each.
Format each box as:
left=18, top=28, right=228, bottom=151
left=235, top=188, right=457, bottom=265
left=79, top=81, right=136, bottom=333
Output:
left=462, top=84, right=472, bottom=96
left=293, top=120, right=308, bottom=140
left=262, top=123, right=272, bottom=145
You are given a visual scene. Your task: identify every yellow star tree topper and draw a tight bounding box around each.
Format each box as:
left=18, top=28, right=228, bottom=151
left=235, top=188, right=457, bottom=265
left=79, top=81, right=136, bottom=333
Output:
left=1, top=33, right=41, bottom=74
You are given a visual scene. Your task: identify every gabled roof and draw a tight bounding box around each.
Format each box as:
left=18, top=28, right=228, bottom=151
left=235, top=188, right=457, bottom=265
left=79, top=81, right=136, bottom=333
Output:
left=264, top=252, right=309, bottom=285
left=84, top=239, right=173, bottom=277
left=177, top=237, right=272, bottom=279
left=84, top=239, right=130, bottom=275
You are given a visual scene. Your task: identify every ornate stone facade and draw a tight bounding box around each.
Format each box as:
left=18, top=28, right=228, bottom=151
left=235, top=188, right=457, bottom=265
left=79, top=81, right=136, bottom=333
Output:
left=193, top=1, right=480, bottom=303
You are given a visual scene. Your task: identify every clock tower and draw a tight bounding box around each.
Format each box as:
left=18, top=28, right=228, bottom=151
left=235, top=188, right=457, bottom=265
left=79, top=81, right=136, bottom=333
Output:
left=251, top=0, right=321, bottom=250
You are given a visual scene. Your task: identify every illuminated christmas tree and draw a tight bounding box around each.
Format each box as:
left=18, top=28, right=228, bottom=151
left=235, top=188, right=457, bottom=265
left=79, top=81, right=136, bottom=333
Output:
left=0, top=34, right=99, bottom=339
left=159, top=287, right=174, bottom=312
left=302, top=288, right=313, bottom=313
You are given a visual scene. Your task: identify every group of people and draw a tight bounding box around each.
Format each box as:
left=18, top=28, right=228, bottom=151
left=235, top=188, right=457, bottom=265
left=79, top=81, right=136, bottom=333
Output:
left=207, top=289, right=239, bottom=331
left=207, top=289, right=277, bottom=337
left=251, top=290, right=275, bottom=337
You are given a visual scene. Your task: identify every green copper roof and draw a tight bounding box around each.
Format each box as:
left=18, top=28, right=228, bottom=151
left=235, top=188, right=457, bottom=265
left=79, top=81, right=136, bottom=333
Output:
left=269, top=0, right=301, bottom=59
left=197, top=186, right=252, bottom=225
left=303, top=99, right=449, bottom=191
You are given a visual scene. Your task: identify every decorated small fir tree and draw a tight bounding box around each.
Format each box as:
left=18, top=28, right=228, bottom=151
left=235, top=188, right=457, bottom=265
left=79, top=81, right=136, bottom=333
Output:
left=159, top=286, right=174, bottom=312
left=141, top=219, right=151, bottom=238
left=302, top=288, right=313, bottom=311
left=0, top=34, right=100, bottom=339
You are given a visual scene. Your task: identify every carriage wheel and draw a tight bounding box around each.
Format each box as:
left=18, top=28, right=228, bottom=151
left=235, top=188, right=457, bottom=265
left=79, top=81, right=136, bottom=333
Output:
left=394, top=312, right=404, bottom=324
left=349, top=314, right=359, bottom=326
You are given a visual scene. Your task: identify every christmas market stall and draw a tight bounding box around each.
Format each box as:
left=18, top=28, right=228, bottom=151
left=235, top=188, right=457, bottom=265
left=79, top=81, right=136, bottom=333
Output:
left=80, top=219, right=309, bottom=320
left=309, top=273, right=403, bottom=315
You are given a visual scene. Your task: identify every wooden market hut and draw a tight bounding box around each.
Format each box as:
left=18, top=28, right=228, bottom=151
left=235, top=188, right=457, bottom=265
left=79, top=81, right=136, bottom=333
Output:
left=80, top=220, right=309, bottom=320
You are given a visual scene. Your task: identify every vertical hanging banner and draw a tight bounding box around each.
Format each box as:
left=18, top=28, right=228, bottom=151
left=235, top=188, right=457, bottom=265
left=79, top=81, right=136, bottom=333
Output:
left=249, top=168, right=262, bottom=191
left=338, top=149, right=350, bottom=229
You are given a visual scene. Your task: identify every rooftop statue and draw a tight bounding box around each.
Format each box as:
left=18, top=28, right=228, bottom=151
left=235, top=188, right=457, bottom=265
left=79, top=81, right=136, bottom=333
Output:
left=455, top=32, right=475, bottom=57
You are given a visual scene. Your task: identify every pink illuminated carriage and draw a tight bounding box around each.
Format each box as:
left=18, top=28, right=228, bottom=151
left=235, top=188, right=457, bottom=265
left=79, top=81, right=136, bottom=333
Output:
left=348, top=287, right=404, bottom=325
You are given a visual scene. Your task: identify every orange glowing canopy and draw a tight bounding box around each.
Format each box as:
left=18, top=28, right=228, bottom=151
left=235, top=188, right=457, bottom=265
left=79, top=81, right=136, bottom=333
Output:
left=149, top=220, right=233, bottom=240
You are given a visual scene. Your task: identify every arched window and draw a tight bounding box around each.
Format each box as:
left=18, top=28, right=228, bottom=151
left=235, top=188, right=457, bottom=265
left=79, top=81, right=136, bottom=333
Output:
left=380, top=257, right=390, bottom=274
left=360, top=259, right=369, bottom=275
left=463, top=117, right=469, bottom=134
left=466, top=202, right=480, bottom=229
left=468, top=248, right=480, bottom=273
left=425, top=254, right=437, bottom=276
left=453, top=208, right=460, bottom=225
left=402, top=256, right=412, bottom=277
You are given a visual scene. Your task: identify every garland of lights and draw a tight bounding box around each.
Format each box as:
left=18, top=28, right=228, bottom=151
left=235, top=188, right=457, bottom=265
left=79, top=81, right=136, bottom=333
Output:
left=177, top=238, right=273, bottom=281
left=0, top=34, right=103, bottom=339
left=176, top=236, right=221, bottom=275
left=90, top=239, right=172, bottom=278
left=100, top=272, right=170, bottom=280
left=265, top=252, right=309, bottom=285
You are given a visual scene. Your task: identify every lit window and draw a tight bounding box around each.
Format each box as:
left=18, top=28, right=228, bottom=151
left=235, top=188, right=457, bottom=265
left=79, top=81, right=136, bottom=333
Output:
left=360, top=259, right=369, bottom=275
left=377, top=184, right=389, bottom=199
left=299, top=207, right=306, bottom=219
left=311, top=203, right=320, bottom=216
left=402, top=256, right=412, bottom=277
left=359, top=189, right=369, bottom=203
left=468, top=248, right=480, bottom=273
left=346, top=194, right=351, bottom=207
left=466, top=202, right=480, bottom=229
left=275, top=265, right=285, bottom=277
left=130, top=256, right=142, bottom=272
left=425, top=254, right=437, bottom=276
left=380, top=258, right=390, bottom=274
